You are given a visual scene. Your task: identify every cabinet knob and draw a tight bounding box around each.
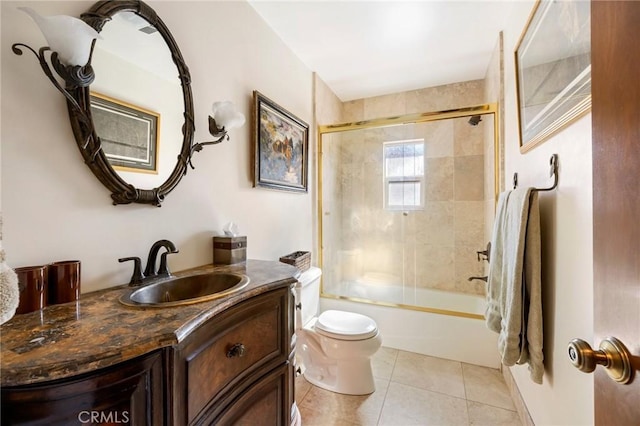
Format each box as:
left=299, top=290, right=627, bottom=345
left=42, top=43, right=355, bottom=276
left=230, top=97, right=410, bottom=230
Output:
left=567, top=337, right=633, bottom=384
left=226, top=343, right=246, bottom=358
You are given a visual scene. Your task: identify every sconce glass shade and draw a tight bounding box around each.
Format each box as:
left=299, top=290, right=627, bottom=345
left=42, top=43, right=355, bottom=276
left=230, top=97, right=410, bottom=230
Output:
left=211, top=101, right=246, bottom=132
left=18, top=7, right=100, bottom=67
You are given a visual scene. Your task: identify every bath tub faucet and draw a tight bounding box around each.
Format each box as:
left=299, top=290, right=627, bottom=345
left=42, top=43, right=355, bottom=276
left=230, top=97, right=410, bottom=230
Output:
left=119, top=239, right=179, bottom=286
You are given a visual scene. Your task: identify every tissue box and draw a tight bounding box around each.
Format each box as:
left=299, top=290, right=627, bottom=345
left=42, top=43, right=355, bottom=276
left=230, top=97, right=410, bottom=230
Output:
left=213, top=236, right=247, bottom=265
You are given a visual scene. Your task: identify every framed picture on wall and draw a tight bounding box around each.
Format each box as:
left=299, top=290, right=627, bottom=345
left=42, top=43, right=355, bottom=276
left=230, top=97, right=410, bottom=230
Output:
left=252, top=91, right=309, bottom=192
left=515, top=0, right=591, bottom=152
left=90, top=93, right=160, bottom=173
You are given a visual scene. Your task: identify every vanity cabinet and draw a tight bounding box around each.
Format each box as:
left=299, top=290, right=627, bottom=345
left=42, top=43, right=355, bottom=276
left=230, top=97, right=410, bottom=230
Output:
left=0, top=350, right=164, bottom=425
left=171, top=286, right=295, bottom=425
left=1, top=274, right=296, bottom=426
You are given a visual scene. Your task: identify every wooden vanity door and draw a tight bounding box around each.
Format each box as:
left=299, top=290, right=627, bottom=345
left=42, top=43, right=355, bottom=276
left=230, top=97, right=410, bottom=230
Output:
left=0, top=350, right=164, bottom=425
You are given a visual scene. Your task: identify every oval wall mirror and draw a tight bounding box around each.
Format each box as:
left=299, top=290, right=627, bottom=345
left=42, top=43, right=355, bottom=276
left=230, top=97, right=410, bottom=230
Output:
left=68, top=0, right=194, bottom=206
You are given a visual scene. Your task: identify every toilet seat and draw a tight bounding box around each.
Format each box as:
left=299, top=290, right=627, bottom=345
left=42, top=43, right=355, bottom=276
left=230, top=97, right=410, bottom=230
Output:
left=314, top=310, right=378, bottom=341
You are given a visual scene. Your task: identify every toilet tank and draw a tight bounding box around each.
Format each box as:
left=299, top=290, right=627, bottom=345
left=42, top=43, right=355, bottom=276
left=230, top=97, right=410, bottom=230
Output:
left=295, top=266, right=322, bottom=327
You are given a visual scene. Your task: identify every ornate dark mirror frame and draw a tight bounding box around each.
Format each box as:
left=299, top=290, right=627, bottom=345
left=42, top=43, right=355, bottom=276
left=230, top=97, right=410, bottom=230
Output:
left=67, top=0, right=194, bottom=206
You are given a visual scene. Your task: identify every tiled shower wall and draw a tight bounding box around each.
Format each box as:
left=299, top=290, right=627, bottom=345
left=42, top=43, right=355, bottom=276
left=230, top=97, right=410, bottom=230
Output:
left=337, top=81, right=488, bottom=295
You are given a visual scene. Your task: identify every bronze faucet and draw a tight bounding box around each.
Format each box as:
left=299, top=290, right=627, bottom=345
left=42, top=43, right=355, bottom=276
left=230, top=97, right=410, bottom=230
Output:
left=119, top=239, right=179, bottom=286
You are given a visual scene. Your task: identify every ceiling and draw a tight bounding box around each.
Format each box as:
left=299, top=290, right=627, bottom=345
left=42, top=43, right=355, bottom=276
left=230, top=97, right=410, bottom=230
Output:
left=248, top=1, right=518, bottom=101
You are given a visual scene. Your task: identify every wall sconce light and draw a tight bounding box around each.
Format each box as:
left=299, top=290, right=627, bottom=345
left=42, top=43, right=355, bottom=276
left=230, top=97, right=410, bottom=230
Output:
left=189, top=101, right=246, bottom=166
left=11, top=7, right=100, bottom=109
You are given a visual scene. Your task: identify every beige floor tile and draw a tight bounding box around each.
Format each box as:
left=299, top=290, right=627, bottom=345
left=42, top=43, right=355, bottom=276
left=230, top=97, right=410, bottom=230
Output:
left=391, top=350, right=466, bottom=398
left=378, top=382, right=469, bottom=426
left=296, top=375, right=313, bottom=404
left=298, top=404, right=360, bottom=426
left=299, top=378, right=389, bottom=426
left=462, top=364, right=516, bottom=411
left=372, top=346, right=398, bottom=380
left=467, top=401, right=522, bottom=426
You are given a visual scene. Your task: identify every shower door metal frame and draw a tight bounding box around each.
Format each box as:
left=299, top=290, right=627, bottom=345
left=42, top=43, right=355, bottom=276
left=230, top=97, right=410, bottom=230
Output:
left=317, top=103, right=500, bottom=320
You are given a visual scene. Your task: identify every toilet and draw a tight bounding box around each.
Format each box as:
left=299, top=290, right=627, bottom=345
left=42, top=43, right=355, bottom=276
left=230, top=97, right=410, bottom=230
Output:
left=295, top=266, right=382, bottom=395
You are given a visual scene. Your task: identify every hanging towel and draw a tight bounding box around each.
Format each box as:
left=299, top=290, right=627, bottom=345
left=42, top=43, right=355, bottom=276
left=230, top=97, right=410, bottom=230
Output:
left=519, top=190, right=543, bottom=383
left=485, top=188, right=544, bottom=384
left=485, top=190, right=511, bottom=333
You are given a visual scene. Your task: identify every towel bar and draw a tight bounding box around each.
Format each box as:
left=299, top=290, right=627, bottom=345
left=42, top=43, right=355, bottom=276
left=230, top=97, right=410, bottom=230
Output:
left=513, top=154, right=558, bottom=192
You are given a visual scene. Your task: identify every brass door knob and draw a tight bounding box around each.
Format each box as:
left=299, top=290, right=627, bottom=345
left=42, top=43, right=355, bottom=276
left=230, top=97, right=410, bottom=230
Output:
left=567, top=337, right=633, bottom=384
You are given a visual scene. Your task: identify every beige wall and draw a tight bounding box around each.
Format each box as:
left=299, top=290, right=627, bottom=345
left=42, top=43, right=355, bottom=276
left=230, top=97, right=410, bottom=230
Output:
left=503, top=2, right=594, bottom=425
left=1, top=0, right=314, bottom=292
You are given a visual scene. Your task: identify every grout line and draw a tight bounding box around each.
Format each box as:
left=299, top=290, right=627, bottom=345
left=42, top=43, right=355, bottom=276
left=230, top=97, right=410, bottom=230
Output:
left=386, top=379, right=469, bottom=403
left=297, top=377, right=313, bottom=405
left=375, top=379, right=392, bottom=426
left=376, top=349, right=399, bottom=425
left=461, top=362, right=470, bottom=400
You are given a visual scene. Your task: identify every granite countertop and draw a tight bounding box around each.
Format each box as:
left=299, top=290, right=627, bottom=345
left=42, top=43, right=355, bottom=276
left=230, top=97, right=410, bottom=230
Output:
left=0, top=260, right=299, bottom=387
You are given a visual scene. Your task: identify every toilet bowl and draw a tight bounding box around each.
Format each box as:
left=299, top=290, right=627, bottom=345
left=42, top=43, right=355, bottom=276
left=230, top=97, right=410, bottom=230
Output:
left=296, top=267, right=382, bottom=395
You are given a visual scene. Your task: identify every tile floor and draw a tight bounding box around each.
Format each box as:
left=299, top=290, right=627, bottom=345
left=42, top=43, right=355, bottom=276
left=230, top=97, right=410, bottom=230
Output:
left=296, top=347, right=522, bottom=426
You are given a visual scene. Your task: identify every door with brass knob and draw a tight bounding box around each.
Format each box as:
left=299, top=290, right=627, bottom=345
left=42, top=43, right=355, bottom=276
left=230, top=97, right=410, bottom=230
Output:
left=591, top=1, right=640, bottom=424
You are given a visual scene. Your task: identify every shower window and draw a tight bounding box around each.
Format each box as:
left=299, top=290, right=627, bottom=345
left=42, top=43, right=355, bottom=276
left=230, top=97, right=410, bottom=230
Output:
left=383, top=139, right=425, bottom=210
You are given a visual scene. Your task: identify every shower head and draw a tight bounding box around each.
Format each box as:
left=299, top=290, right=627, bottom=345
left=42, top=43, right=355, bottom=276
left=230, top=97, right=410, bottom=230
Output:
left=468, top=115, right=482, bottom=126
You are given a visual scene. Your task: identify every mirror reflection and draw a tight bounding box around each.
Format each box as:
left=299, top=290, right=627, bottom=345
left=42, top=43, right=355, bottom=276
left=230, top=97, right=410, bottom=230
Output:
left=319, top=108, right=497, bottom=317
left=90, top=11, right=184, bottom=189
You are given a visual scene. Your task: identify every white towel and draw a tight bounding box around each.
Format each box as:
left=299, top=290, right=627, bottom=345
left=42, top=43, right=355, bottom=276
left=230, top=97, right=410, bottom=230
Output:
left=485, top=190, right=510, bottom=333
left=486, top=188, right=544, bottom=384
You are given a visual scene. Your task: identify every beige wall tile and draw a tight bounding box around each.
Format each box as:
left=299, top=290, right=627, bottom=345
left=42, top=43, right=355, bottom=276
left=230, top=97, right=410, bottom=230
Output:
left=364, top=92, right=407, bottom=120
left=343, top=99, right=364, bottom=122
left=454, top=201, right=485, bottom=247
left=414, top=244, right=455, bottom=290
left=418, top=120, right=454, bottom=158
left=454, top=244, right=486, bottom=295
left=406, top=80, right=485, bottom=114
left=454, top=116, right=485, bottom=156
left=328, top=78, right=496, bottom=299
left=409, top=202, right=455, bottom=248
left=314, top=74, right=344, bottom=125
left=455, top=155, right=485, bottom=201
left=425, top=157, right=454, bottom=201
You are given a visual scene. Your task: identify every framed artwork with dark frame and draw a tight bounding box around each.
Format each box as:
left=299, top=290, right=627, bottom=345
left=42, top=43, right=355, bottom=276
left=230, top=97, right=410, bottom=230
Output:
left=252, top=91, right=309, bottom=193
left=90, top=93, right=160, bottom=173
left=515, top=0, right=591, bottom=152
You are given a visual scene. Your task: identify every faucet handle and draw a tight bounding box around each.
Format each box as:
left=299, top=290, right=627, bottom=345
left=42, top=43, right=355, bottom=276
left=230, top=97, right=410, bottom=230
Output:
left=118, top=256, right=145, bottom=286
left=158, top=250, right=179, bottom=276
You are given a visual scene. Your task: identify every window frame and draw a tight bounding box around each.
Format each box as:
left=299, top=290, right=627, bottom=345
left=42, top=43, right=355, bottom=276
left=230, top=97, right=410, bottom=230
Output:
left=383, top=139, right=426, bottom=211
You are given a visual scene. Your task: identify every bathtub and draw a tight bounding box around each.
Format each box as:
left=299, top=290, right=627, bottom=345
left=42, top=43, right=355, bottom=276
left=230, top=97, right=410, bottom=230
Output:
left=321, top=276, right=500, bottom=368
